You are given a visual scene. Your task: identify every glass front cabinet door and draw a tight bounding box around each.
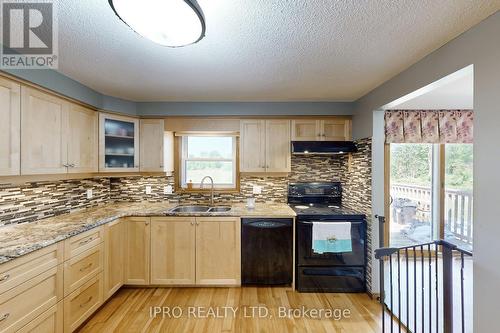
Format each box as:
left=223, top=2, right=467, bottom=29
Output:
left=99, top=113, right=139, bottom=172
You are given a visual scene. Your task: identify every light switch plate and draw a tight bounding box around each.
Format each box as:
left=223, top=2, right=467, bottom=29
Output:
left=164, top=185, right=173, bottom=194
left=145, top=186, right=152, bottom=195
left=86, top=189, right=93, bottom=199
left=252, top=185, right=262, bottom=195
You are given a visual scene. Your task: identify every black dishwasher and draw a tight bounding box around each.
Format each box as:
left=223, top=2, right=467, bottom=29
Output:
left=241, top=218, right=293, bottom=285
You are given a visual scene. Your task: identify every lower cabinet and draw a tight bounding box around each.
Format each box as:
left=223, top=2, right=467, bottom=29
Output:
left=195, top=217, right=241, bottom=285
left=17, top=301, right=63, bottom=333
left=150, top=217, right=196, bottom=285
left=0, top=265, right=63, bottom=332
left=103, top=219, right=125, bottom=299
left=63, top=272, right=103, bottom=332
left=149, top=217, right=241, bottom=286
left=124, top=217, right=151, bottom=285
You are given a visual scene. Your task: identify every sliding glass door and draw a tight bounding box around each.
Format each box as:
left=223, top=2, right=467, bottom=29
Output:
left=387, top=143, right=473, bottom=250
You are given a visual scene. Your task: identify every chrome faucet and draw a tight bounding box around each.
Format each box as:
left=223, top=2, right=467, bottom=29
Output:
left=200, top=176, right=215, bottom=206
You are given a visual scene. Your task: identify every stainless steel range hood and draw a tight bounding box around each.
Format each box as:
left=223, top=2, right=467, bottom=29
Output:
left=291, top=141, right=357, bottom=155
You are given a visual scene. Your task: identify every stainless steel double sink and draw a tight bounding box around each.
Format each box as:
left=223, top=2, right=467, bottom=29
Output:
left=169, top=205, right=232, bottom=213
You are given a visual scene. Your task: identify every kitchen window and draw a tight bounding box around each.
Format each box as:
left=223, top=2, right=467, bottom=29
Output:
left=179, top=134, right=238, bottom=190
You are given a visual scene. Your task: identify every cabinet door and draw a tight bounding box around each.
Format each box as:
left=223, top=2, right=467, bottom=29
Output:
left=195, top=217, right=240, bottom=285
left=265, top=120, right=291, bottom=172
left=291, top=120, right=320, bottom=141
left=104, top=219, right=124, bottom=299
left=16, top=302, right=63, bottom=333
left=21, top=87, right=68, bottom=175
left=150, top=217, right=195, bottom=285
left=139, top=119, right=164, bottom=172
left=67, top=104, right=98, bottom=173
left=321, top=119, right=351, bottom=141
left=0, top=77, right=20, bottom=176
left=124, top=218, right=150, bottom=285
left=240, top=120, right=266, bottom=172
left=99, top=113, right=139, bottom=172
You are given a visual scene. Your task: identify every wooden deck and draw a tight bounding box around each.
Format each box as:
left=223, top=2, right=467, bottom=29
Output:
left=77, top=287, right=388, bottom=333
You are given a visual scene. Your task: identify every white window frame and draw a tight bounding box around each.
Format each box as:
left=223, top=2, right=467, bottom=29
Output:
left=180, top=135, right=237, bottom=189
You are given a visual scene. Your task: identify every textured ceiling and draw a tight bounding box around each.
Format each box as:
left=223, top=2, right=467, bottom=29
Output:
left=57, top=0, right=499, bottom=102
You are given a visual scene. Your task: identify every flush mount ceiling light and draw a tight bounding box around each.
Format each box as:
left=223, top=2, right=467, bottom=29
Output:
left=108, top=0, right=206, bottom=47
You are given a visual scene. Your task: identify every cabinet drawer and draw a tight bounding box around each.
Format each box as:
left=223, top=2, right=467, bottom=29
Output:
left=0, top=243, right=63, bottom=295
left=0, top=265, right=63, bottom=333
left=16, top=301, right=63, bottom=333
left=64, top=227, right=103, bottom=260
left=64, top=272, right=103, bottom=333
left=64, top=244, right=103, bottom=296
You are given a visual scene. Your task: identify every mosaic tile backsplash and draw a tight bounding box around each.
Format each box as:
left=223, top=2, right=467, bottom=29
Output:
left=0, top=178, right=110, bottom=226
left=0, top=138, right=373, bottom=292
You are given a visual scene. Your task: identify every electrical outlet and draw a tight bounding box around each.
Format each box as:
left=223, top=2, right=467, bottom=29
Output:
left=86, top=189, right=93, bottom=199
left=164, top=185, right=173, bottom=194
left=252, top=185, right=262, bottom=195
left=145, top=186, right=152, bottom=195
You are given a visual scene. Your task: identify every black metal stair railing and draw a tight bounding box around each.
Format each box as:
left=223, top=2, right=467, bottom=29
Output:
left=375, top=216, right=472, bottom=333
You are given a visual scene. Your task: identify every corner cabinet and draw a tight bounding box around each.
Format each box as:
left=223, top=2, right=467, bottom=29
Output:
left=99, top=113, right=139, bottom=172
left=0, top=77, right=20, bottom=176
left=291, top=118, right=351, bottom=141
left=240, top=119, right=291, bottom=173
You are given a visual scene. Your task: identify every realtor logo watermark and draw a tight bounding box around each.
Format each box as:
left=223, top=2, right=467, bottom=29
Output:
left=1, top=0, right=58, bottom=68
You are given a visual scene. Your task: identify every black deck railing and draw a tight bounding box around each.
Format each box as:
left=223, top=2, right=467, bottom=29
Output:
left=375, top=216, right=472, bottom=333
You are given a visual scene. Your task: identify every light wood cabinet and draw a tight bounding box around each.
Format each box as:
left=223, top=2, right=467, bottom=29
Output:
left=63, top=244, right=103, bottom=297
left=291, top=119, right=319, bottom=141
left=21, top=87, right=69, bottom=175
left=240, top=120, right=266, bottom=172
left=140, top=119, right=164, bottom=172
left=195, top=217, right=241, bottom=285
left=265, top=120, right=291, bottom=172
left=63, top=227, right=103, bottom=261
left=17, top=302, right=63, bottom=333
left=99, top=113, right=139, bottom=172
left=0, top=77, right=20, bottom=176
left=124, top=217, right=150, bottom=285
left=63, top=272, right=103, bottom=333
left=67, top=104, right=98, bottom=173
left=103, top=219, right=125, bottom=299
left=321, top=119, right=351, bottom=141
left=20, top=86, right=100, bottom=175
left=240, top=119, right=290, bottom=173
left=0, top=264, right=63, bottom=332
left=291, top=118, right=351, bottom=141
left=150, top=217, right=196, bottom=285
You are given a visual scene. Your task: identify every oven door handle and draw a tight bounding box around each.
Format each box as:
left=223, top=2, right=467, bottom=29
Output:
left=298, top=220, right=363, bottom=224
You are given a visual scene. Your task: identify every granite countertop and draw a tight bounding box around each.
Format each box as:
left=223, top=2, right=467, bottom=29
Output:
left=0, top=201, right=295, bottom=264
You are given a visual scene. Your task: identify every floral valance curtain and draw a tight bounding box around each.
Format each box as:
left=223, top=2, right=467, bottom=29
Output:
left=385, top=110, right=473, bottom=144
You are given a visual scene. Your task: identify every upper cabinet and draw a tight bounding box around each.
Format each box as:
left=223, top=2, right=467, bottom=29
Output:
left=0, top=77, right=20, bottom=176
left=20, top=86, right=99, bottom=175
left=67, top=104, right=98, bottom=173
left=240, top=119, right=291, bottom=173
left=99, top=113, right=139, bottom=172
left=21, top=87, right=69, bottom=175
left=139, top=119, right=164, bottom=172
left=291, top=118, right=351, bottom=141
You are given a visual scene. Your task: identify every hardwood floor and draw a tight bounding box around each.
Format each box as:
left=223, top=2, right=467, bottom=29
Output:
left=77, top=287, right=386, bottom=333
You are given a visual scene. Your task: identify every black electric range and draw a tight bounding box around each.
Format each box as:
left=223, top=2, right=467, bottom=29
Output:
left=288, top=182, right=366, bottom=293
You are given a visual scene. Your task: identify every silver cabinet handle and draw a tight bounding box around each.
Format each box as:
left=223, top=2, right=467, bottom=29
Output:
left=0, top=274, right=10, bottom=282
left=79, top=237, right=93, bottom=246
left=69, top=163, right=76, bottom=168
left=63, top=163, right=69, bottom=167
left=145, top=222, right=149, bottom=226
left=190, top=221, right=195, bottom=226
left=0, top=313, right=9, bottom=322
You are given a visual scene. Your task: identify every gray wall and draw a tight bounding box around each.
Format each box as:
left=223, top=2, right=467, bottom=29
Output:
left=3, top=69, right=353, bottom=117
left=353, top=11, right=500, bottom=332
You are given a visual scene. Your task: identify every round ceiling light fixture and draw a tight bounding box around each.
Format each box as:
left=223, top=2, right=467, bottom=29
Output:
left=108, top=0, right=206, bottom=47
